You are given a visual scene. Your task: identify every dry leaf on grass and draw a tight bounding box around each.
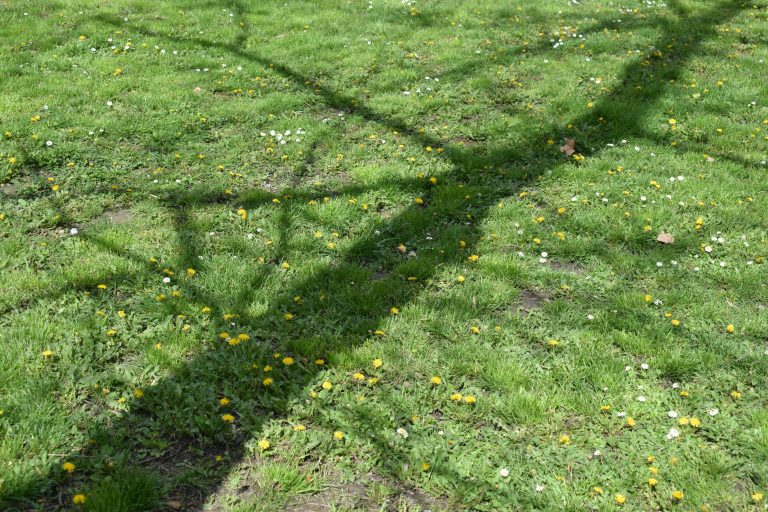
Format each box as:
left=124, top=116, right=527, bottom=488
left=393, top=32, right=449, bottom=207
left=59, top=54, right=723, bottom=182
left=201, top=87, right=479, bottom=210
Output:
left=560, top=138, right=576, bottom=157
left=656, top=232, right=675, bottom=244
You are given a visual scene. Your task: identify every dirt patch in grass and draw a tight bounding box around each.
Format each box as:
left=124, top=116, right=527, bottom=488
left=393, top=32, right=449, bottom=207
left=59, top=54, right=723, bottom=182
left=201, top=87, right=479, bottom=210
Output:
left=451, top=137, right=479, bottom=147
left=548, top=260, right=585, bottom=274
left=517, top=288, right=550, bottom=317
left=102, top=208, right=134, bottom=225
left=0, top=182, right=17, bottom=196
left=144, top=435, right=247, bottom=511
left=286, top=472, right=451, bottom=512
left=202, top=454, right=452, bottom=512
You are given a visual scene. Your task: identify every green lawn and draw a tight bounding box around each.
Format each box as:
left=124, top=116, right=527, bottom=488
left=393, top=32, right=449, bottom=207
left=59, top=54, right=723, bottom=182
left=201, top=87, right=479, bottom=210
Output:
left=1, top=0, right=767, bottom=510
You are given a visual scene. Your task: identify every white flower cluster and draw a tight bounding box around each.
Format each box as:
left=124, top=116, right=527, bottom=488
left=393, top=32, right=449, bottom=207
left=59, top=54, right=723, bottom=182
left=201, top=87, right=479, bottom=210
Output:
left=259, top=129, right=306, bottom=144
left=551, top=26, right=584, bottom=49
left=403, top=76, right=439, bottom=96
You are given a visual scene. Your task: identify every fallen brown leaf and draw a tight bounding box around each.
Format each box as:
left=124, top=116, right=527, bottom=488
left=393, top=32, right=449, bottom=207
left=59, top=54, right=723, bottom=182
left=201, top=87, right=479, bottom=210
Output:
left=656, top=232, right=675, bottom=244
left=560, top=138, right=576, bottom=157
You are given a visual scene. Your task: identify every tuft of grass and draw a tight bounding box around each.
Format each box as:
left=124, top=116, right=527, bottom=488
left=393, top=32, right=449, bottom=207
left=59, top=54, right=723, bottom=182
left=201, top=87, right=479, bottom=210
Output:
left=82, top=468, right=160, bottom=512
left=229, top=463, right=324, bottom=511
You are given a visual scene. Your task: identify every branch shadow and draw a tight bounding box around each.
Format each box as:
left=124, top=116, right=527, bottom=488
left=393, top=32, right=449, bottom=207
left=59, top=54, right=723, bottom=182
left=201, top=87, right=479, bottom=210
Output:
left=2, top=0, right=745, bottom=509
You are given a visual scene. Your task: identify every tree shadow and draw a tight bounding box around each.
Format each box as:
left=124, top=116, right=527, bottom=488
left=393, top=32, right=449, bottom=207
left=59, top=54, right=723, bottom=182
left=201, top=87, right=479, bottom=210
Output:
left=2, top=0, right=745, bottom=509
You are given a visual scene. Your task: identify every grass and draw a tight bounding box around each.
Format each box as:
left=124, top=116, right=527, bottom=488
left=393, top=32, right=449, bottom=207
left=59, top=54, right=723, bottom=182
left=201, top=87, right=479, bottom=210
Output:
left=1, top=0, right=767, bottom=510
